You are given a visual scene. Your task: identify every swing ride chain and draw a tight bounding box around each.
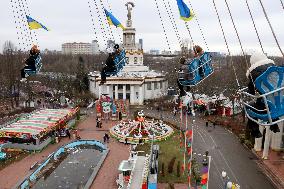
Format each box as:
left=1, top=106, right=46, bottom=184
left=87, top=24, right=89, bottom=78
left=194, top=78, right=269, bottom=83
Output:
left=187, top=0, right=209, bottom=51
left=20, top=0, right=33, bottom=47
left=87, top=1, right=99, bottom=43
left=161, top=0, right=182, bottom=48
left=17, top=0, right=29, bottom=49
left=153, top=0, right=172, bottom=51
left=98, top=0, right=115, bottom=42
left=258, top=0, right=284, bottom=57
left=279, top=0, right=284, bottom=10
left=223, top=0, right=249, bottom=67
left=244, top=0, right=265, bottom=54
left=184, top=22, right=197, bottom=55
left=10, top=0, right=22, bottom=51
left=23, top=0, right=39, bottom=47
left=92, top=0, right=108, bottom=49
left=11, top=0, right=29, bottom=51
left=211, top=0, right=240, bottom=88
left=105, top=0, right=123, bottom=44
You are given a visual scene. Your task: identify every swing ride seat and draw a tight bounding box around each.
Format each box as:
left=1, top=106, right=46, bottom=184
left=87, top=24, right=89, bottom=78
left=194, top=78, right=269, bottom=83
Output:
left=241, top=66, right=284, bottom=126
left=178, top=52, right=213, bottom=86
left=105, top=50, right=126, bottom=76
left=24, top=54, right=42, bottom=76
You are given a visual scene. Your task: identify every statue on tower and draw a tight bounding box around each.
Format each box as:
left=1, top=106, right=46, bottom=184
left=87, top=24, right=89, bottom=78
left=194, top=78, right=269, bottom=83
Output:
left=125, top=2, right=135, bottom=27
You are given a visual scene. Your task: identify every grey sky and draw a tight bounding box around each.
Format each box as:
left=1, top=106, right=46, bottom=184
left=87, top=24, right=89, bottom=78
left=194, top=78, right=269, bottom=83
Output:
left=0, top=0, right=283, bottom=56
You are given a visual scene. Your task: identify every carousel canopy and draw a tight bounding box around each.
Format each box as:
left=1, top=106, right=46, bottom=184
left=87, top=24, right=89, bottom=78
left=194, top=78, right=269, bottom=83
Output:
left=0, top=108, right=78, bottom=139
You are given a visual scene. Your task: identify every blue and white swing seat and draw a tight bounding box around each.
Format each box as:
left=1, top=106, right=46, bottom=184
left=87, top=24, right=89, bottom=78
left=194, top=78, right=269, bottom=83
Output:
left=24, top=54, right=42, bottom=76
left=105, top=50, right=126, bottom=77
left=178, top=52, right=214, bottom=86
left=240, top=66, right=284, bottom=126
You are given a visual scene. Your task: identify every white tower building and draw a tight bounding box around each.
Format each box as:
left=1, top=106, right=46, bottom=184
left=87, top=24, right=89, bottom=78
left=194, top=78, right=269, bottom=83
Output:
left=89, top=2, right=168, bottom=105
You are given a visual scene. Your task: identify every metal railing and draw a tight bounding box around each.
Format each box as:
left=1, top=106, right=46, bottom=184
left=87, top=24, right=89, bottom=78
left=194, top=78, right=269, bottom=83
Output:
left=239, top=86, right=284, bottom=126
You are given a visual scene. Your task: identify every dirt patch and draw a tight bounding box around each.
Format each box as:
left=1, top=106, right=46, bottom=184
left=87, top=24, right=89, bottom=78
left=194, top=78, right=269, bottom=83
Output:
left=0, top=150, right=29, bottom=171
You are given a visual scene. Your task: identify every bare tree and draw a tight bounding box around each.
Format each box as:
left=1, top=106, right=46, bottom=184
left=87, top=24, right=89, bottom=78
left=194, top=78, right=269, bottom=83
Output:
left=1, top=41, right=21, bottom=108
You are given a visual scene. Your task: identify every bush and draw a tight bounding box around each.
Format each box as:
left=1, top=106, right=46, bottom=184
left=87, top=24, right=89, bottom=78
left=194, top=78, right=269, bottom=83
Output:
left=177, top=161, right=181, bottom=177
left=76, top=113, right=80, bottom=120
left=168, top=157, right=176, bottom=173
left=244, top=139, right=254, bottom=149
left=161, top=162, right=165, bottom=177
left=167, top=183, right=175, bottom=189
left=239, top=133, right=246, bottom=144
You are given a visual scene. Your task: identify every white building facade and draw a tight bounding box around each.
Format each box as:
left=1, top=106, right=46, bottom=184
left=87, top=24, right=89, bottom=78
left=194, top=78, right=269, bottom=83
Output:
left=62, top=40, right=100, bottom=55
left=89, top=3, right=168, bottom=105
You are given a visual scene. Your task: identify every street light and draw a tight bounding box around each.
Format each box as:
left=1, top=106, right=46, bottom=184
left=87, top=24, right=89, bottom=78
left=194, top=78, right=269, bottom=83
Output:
left=227, top=182, right=233, bottom=189
left=222, top=171, right=229, bottom=189
left=222, top=171, right=240, bottom=189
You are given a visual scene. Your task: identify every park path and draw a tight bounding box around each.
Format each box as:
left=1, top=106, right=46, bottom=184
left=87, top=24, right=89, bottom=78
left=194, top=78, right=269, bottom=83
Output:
left=0, top=112, right=129, bottom=189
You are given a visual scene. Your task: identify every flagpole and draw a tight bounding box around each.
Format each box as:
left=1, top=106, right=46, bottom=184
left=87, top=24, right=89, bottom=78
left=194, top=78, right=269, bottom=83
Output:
left=184, top=109, right=187, bottom=175
left=189, top=116, right=194, bottom=189
left=207, top=156, right=212, bottom=189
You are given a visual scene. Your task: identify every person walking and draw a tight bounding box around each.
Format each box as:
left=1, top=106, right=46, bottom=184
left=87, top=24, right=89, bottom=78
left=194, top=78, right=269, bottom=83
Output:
left=103, top=134, right=106, bottom=143
left=106, top=133, right=110, bottom=143
left=213, top=122, right=216, bottom=128
left=96, top=117, right=100, bottom=128
left=205, top=121, right=209, bottom=127
left=66, top=128, right=71, bottom=139
left=173, top=106, right=177, bottom=116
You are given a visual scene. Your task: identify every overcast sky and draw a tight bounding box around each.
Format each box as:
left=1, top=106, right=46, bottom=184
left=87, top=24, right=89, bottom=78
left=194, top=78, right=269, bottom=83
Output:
left=0, top=0, right=283, bottom=56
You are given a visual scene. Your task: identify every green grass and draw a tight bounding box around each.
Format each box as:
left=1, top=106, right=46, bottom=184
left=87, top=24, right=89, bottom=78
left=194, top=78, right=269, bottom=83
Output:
left=136, top=131, right=187, bottom=183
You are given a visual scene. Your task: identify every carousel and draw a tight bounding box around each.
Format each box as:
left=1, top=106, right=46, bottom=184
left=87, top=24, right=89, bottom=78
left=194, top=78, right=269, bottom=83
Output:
left=110, top=110, right=174, bottom=144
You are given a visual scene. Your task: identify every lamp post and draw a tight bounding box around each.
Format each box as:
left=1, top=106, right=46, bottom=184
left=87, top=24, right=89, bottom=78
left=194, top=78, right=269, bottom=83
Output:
left=222, top=171, right=240, bottom=189
left=222, top=171, right=229, bottom=189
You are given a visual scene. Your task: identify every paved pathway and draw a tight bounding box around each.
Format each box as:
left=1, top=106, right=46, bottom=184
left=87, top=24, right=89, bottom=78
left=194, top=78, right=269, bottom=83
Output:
left=141, top=108, right=276, bottom=189
left=130, top=156, right=146, bottom=189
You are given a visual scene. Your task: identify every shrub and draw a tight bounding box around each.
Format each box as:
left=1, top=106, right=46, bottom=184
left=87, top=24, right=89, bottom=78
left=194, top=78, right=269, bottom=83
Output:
left=244, top=139, right=254, bottom=149
left=168, top=157, right=176, bottom=173
left=239, top=133, right=246, bottom=144
left=167, top=183, right=175, bottom=189
left=177, top=161, right=181, bottom=177
left=161, top=162, right=165, bottom=177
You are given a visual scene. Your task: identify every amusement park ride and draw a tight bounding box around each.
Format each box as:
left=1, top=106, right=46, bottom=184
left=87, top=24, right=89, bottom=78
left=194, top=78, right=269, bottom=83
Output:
left=110, top=110, right=174, bottom=144
left=5, top=0, right=284, bottom=188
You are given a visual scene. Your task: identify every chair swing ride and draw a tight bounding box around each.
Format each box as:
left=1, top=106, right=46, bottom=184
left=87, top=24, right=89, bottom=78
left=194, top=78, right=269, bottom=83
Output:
left=11, top=0, right=284, bottom=129
left=8, top=0, right=284, bottom=188
left=11, top=0, right=47, bottom=81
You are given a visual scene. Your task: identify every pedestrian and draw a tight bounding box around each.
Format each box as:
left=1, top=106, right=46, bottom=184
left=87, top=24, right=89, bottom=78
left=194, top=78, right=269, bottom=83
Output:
left=173, top=106, right=177, bottom=116
left=213, top=122, right=216, bottom=128
left=96, top=117, right=99, bottom=128
left=66, top=128, right=71, bottom=139
left=103, top=135, right=106, bottom=143
left=106, top=133, right=110, bottom=143
left=125, top=137, right=128, bottom=145
left=205, top=121, right=208, bottom=127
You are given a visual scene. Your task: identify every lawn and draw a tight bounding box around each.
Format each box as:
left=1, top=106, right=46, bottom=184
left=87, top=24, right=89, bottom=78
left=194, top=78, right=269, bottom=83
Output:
left=137, top=130, right=188, bottom=184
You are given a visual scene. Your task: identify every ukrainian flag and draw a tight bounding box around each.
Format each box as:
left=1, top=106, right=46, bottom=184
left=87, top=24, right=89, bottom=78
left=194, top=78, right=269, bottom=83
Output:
left=26, top=15, right=49, bottom=31
left=176, top=0, right=194, bottom=21
left=104, top=9, right=125, bottom=30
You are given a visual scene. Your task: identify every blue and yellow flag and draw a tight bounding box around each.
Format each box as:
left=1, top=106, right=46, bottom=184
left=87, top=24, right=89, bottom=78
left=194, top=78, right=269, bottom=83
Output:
left=26, top=15, right=49, bottom=31
left=104, top=9, right=125, bottom=30
left=176, top=0, right=194, bottom=21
